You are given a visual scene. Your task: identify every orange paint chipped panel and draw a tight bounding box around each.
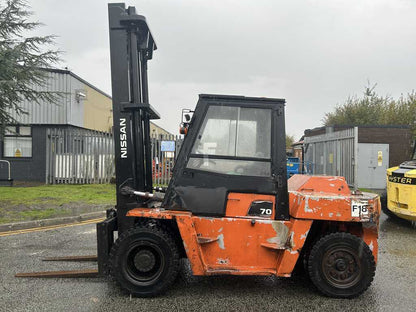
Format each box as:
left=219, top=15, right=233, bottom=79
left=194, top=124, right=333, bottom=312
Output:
left=226, top=193, right=275, bottom=219
left=276, top=219, right=312, bottom=275
left=190, top=217, right=312, bottom=276
left=192, top=217, right=289, bottom=272
left=289, top=192, right=379, bottom=222
left=126, top=208, right=313, bottom=276
left=288, top=175, right=351, bottom=195
left=362, top=224, right=379, bottom=263
left=277, top=250, right=300, bottom=276
left=288, top=175, right=380, bottom=223
left=125, top=204, right=379, bottom=277
left=175, top=215, right=206, bottom=275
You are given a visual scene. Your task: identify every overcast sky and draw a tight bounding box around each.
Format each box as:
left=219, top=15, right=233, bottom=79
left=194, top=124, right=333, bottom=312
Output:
left=30, top=0, right=416, bottom=140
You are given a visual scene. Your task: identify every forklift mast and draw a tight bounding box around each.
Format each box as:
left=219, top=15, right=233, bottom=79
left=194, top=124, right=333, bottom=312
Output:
left=108, top=3, right=158, bottom=233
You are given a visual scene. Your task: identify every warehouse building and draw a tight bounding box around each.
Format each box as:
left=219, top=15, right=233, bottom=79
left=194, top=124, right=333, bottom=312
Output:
left=0, top=68, right=171, bottom=183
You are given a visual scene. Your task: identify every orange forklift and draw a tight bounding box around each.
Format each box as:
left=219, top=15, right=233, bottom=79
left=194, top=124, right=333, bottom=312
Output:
left=17, top=3, right=380, bottom=298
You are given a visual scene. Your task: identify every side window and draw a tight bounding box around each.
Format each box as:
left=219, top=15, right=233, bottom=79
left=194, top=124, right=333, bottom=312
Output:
left=188, top=105, right=271, bottom=177
left=237, top=108, right=271, bottom=158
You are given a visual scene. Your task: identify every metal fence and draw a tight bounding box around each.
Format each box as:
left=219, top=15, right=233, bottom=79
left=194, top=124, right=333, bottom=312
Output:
left=46, top=128, right=115, bottom=184
left=304, top=127, right=358, bottom=188
left=151, top=134, right=183, bottom=186
left=46, top=128, right=183, bottom=185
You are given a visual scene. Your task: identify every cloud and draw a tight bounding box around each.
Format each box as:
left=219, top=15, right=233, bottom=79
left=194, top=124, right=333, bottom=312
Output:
left=30, top=0, right=416, bottom=138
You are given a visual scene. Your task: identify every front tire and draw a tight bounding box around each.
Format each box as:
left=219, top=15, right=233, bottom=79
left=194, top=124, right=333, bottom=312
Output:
left=308, top=232, right=375, bottom=298
left=109, top=223, right=180, bottom=297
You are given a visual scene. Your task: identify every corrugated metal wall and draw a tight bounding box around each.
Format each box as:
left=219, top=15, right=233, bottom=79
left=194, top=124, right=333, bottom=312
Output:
left=8, top=70, right=118, bottom=133
left=304, top=127, right=357, bottom=187
left=7, top=71, right=88, bottom=128
left=8, top=71, right=70, bottom=124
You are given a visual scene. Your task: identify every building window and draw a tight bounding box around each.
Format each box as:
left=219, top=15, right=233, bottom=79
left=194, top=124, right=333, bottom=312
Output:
left=3, top=126, right=32, bottom=158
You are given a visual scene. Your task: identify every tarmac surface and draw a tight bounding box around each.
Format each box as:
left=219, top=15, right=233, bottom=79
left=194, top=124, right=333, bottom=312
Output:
left=1, top=213, right=415, bottom=312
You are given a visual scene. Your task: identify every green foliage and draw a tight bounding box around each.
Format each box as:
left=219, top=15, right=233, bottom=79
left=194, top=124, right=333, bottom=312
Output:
left=323, top=84, right=416, bottom=136
left=0, top=0, right=61, bottom=132
left=286, top=134, right=295, bottom=147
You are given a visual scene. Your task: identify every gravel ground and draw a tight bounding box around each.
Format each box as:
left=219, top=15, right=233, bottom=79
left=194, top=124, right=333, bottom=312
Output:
left=0, top=213, right=415, bottom=312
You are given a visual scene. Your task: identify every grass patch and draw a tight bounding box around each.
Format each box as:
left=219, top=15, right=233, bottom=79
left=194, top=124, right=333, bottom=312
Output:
left=0, top=184, right=116, bottom=206
left=0, top=208, right=69, bottom=224
left=0, top=184, right=116, bottom=224
left=18, top=208, right=66, bottom=220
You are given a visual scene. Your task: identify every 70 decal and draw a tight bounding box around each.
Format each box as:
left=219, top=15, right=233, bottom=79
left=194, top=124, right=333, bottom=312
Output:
left=260, top=208, right=272, bottom=215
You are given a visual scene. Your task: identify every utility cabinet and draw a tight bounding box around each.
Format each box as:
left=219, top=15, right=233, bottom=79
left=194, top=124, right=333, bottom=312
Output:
left=357, top=143, right=389, bottom=189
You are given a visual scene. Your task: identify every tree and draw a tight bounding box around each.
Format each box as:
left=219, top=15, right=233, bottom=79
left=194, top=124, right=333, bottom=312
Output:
left=286, top=134, right=295, bottom=147
left=323, top=84, right=416, bottom=136
left=0, top=0, right=60, bottom=134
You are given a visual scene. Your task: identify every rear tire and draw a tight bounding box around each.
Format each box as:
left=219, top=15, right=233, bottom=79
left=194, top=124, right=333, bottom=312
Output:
left=308, top=232, right=375, bottom=298
left=109, top=223, right=180, bottom=297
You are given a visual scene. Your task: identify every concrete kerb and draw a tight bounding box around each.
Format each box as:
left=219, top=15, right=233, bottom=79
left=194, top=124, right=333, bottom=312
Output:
left=0, top=211, right=106, bottom=233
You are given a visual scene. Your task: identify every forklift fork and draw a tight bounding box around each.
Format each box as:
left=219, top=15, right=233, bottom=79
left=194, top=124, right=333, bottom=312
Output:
left=15, top=216, right=117, bottom=279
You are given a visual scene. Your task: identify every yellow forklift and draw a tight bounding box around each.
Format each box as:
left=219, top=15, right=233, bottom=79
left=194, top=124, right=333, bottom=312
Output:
left=383, top=143, right=416, bottom=226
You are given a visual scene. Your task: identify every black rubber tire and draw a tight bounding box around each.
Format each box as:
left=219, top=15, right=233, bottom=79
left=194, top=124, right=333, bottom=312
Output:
left=308, top=232, right=375, bottom=298
left=109, top=223, right=180, bottom=297
left=380, top=192, right=396, bottom=218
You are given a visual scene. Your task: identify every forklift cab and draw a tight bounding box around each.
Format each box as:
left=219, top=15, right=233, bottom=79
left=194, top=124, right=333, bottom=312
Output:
left=163, top=94, right=289, bottom=220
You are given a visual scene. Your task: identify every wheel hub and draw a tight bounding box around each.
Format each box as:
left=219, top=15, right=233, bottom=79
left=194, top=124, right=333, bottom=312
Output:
left=125, top=241, right=166, bottom=286
left=323, top=248, right=361, bottom=288
left=335, top=259, right=347, bottom=271
left=134, top=250, right=156, bottom=272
